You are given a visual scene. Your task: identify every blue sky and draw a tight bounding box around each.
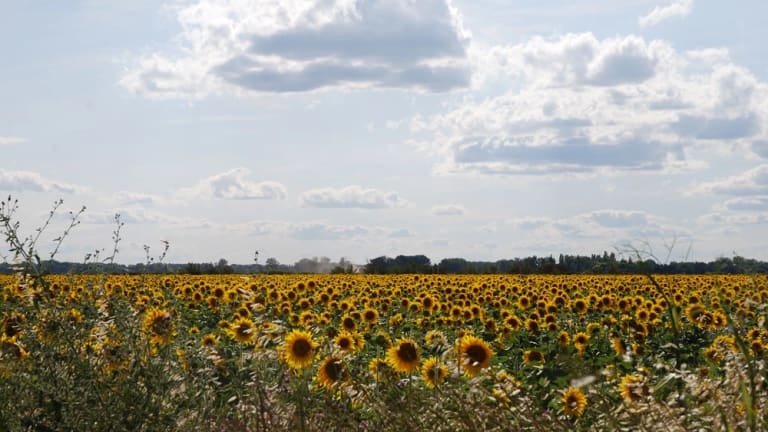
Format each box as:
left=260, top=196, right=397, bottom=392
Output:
left=2, top=0, right=768, bottom=265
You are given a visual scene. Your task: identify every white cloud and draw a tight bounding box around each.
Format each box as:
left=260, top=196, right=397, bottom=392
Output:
left=121, top=0, right=471, bottom=98
left=299, top=185, right=405, bottom=209
left=639, top=0, right=694, bottom=28
left=699, top=212, right=768, bottom=226
left=719, top=196, right=768, bottom=212
left=507, top=209, right=686, bottom=240
left=416, top=34, right=768, bottom=176
left=0, top=170, right=83, bottom=194
left=180, top=168, right=287, bottom=200
left=690, top=165, right=768, bottom=196
left=475, top=33, right=668, bottom=88
left=111, top=191, right=168, bottom=206
left=80, top=208, right=207, bottom=227
left=0, top=136, right=26, bottom=146
left=431, top=204, right=465, bottom=216
left=220, top=218, right=407, bottom=240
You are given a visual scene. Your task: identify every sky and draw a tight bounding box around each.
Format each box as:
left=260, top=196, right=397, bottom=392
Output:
left=2, top=0, right=768, bottom=265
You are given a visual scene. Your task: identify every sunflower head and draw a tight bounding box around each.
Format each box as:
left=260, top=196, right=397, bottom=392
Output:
left=201, top=333, right=220, bottom=347
left=2, top=313, right=25, bottom=338
left=523, top=349, right=545, bottom=365
left=421, top=357, right=448, bottom=388
left=362, top=307, right=379, bottom=324
left=228, top=317, right=256, bottom=345
left=317, top=355, right=347, bottom=391
left=369, top=357, right=394, bottom=382
left=387, top=338, right=420, bottom=373
left=284, top=330, right=316, bottom=369
left=142, top=308, right=175, bottom=345
left=562, top=387, right=587, bottom=417
left=618, top=374, right=649, bottom=403
left=458, top=335, right=494, bottom=376
left=334, top=331, right=358, bottom=353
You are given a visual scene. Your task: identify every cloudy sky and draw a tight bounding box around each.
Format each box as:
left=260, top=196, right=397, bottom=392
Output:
left=3, top=0, right=768, bottom=265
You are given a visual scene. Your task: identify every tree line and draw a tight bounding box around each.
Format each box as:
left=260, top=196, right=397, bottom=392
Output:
left=1, top=252, right=766, bottom=275
left=364, top=253, right=768, bottom=275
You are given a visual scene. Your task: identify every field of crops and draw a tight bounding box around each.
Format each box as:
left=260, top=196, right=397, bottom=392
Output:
left=1, top=273, right=767, bottom=431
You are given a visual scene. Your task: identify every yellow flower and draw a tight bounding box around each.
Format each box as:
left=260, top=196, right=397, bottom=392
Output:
left=227, top=317, right=256, bottom=345
left=618, top=374, right=649, bottom=403
left=333, top=331, right=358, bottom=353
left=142, top=308, right=175, bottom=346
left=562, top=387, right=587, bottom=417
left=387, top=338, right=420, bottom=373
left=283, top=330, right=316, bottom=369
left=317, top=355, right=347, bottom=391
left=421, top=357, right=448, bottom=388
left=523, top=349, right=544, bottom=365
left=458, top=335, right=493, bottom=376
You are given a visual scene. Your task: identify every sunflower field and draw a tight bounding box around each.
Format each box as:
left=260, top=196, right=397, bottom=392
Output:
left=1, top=272, right=767, bottom=431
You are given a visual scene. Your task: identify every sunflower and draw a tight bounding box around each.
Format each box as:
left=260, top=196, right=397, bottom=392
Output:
left=685, top=303, right=704, bottom=325
left=0, top=336, right=29, bottom=360
left=562, top=387, right=587, bottom=417
left=421, top=357, right=448, bottom=388
left=228, top=317, right=256, bottom=345
left=2, top=313, right=25, bottom=338
left=387, top=338, right=420, bottom=373
left=362, top=307, right=379, bottom=325
left=523, top=349, right=544, bottom=365
left=283, top=329, right=316, bottom=369
left=458, top=335, right=494, bottom=376
left=611, top=337, right=627, bottom=357
left=201, top=333, right=220, bottom=347
left=525, top=319, right=540, bottom=333
left=341, top=314, right=357, bottom=332
left=142, top=308, right=175, bottom=345
left=334, top=331, right=358, bottom=353
left=425, top=329, right=448, bottom=349
left=317, top=355, right=347, bottom=391
left=618, top=374, right=649, bottom=403
left=368, top=357, right=392, bottom=382
left=558, top=331, right=570, bottom=347
left=573, top=332, right=589, bottom=353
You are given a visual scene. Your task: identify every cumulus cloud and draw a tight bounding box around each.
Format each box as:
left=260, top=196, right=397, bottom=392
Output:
left=299, top=185, right=405, bottom=209
left=639, top=0, right=694, bottom=28
left=0, top=170, right=82, bottom=194
left=690, top=165, right=768, bottom=196
left=180, top=168, right=287, bottom=200
left=112, top=191, right=168, bottom=206
left=507, top=209, right=685, bottom=241
left=431, top=204, right=465, bottom=216
left=0, top=136, right=26, bottom=146
left=719, top=197, right=768, bottom=212
left=289, top=223, right=371, bottom=240
left=416, top=34, right=768, bottom=176
left=477, top=33, right=666, bottom=88
left=121, top=0, right=471, bottom=98
left=223, top=218, right=403, bottom=240
left=80, top=208, right=206, bottom=226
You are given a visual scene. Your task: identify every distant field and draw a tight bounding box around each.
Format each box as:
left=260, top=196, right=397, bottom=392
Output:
left=1, top=273, right=766, bottom=431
